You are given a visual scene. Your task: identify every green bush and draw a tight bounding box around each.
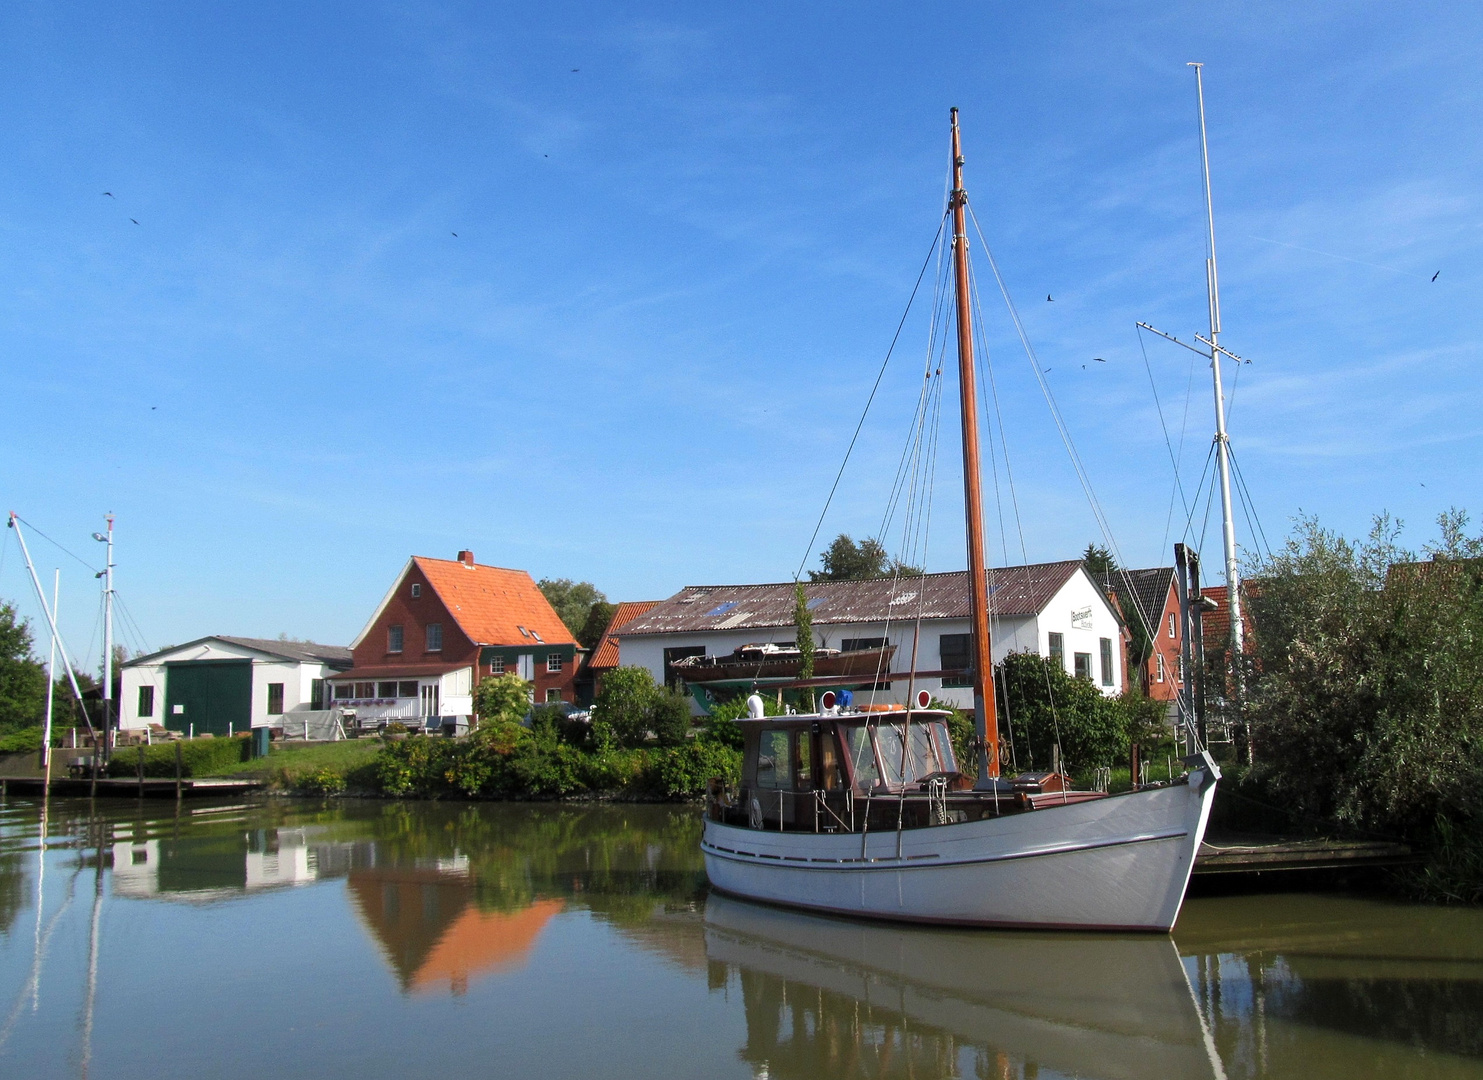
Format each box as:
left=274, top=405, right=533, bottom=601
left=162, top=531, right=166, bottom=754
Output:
left=594, top=666, right=659, bottom=747
left=639, top=742, right=742, bottom=799
left=106, top=735, right=250, bottom=778
left=698, top=689, right=782, bottom=749
left=648, top=687, right=693, bottom=747
left=474, top=674, right=533, bottom=723
left=997, top=651, right=1128, bottom=774
left=0, top=726, right=43, bottom=754
left=296, top=766, right=347, bottom=796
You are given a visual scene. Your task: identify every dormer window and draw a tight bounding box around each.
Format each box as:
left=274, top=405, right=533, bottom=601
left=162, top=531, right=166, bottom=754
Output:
left=426, top=623, right=443, bottom=652
left=411, top=584, right=421, bottom=599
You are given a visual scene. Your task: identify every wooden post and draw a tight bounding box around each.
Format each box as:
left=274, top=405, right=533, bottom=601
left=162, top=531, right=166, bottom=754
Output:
left=1130, top=742, right=1141, bottom=790
left=137, top=744, right=145, bottom=798
left=174, top=740, right=183, bottom=803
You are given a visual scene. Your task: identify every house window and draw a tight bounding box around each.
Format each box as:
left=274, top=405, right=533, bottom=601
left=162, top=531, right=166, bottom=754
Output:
left=546, top=653, right=563, bottom=673
left=490, top=655, right=505, bottom=675
left=938, top=634, right=972, bottom=688
left=138, top=685, right=154, bottom=718
left=1168, top=612, right=1177, bottom=638
left=377, top=681, right=398, bottom=698
left=545, top=688, right=561, bottom=703
left=267, top=683, right=285, bottom=715
left=411, top=584, right=421, bottom=599
left=398, top=681, right=418, bottom=698
left=1074, top=653, right=1092, bottom=681
left=388, top=625, right=403, bottom=653
left=1099, top=638, right=1114, bottom=687
left=1156, top=653, right=1166, bottom=682
left=1048, top=632, right=1065, bottom=667
left=355, top=682, right=375, bottom=698
left=426, top=623, right=442, bottom=652
left=335, top=683, right=355, bottom=700
left=311, top=679, right=325, bottom=709
left=842, top=637, right=886, bottom=652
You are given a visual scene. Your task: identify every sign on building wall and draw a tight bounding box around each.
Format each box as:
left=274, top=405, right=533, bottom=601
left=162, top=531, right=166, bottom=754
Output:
left=1070, top=607, right=1093, bottom=630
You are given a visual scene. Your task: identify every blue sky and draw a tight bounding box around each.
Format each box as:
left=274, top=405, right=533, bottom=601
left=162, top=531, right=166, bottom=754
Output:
left=1, top=1, right=1478, bottom=663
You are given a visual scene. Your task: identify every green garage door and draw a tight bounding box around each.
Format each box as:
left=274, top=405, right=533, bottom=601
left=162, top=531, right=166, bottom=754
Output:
left=164, top=660, right=251, bottom=736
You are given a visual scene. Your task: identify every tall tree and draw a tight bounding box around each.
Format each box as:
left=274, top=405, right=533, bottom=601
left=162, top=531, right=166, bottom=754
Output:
left=577, top=601, right=618, bottom=650
left=0, top=601, right=47, bottom=732
left=793, top=583, right=816, bottom=712
left=537, top=578, right=609, bottom=643
left=808, top=534, right=922, bottom=582
left=1082, top=543, right=1117, bottom=576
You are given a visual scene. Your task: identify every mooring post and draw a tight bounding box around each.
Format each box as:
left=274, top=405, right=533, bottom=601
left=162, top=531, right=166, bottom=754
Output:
left=174, top=740, right=183, bottom=803
left=137, top=744, right=145, bottom=799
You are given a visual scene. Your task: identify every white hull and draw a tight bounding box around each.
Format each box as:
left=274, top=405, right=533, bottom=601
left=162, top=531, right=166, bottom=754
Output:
left=703, top=762, right=1218, bottom=932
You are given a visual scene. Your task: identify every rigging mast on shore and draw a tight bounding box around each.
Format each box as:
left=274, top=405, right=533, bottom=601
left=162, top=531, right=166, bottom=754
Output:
left=948, top=107, right=1002, bottom=784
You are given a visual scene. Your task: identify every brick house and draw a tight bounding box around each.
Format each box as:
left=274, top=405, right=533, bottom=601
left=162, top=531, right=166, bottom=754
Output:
left=333, top=551, right=578, bottom=727
left=1099, top=568, right=1183, bottom=702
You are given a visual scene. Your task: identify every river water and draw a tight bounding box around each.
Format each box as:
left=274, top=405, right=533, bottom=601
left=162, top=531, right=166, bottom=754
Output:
left=0, top=796, right=1479, bottom=1079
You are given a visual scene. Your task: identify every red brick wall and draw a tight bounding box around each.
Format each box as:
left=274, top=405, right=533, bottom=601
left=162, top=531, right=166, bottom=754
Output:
left=1145, top=583, right=1182, bottom=702
left=352, top=563, right=479, bottom=673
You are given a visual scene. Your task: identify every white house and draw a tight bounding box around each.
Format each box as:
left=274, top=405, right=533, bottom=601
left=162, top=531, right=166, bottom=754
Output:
left=617, top=561, right=1127, bottom=711
left=119, top=636, right=352, bottom=736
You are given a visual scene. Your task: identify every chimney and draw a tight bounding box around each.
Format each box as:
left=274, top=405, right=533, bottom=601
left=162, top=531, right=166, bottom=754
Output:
left=457, top=550, right=475, bottom=568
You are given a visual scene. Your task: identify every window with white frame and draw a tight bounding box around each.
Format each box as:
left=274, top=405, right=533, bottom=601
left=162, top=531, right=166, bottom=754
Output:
left=1168, top=612, right=1177, bottom=638
left=1099, top=637, right=1114, bottom=686
left=426, top=623, right=442, bottom=652
left=546, top=653, right=563, bottom=673
left=411, top=583, right=421, bottom=598
left=1156, top=653, right=1166, bottom=682
left=388, top=624, right=403, bottom=653
left=490, top=655, right=505, bottom=674
left=545, top=688, right=561, bottom=703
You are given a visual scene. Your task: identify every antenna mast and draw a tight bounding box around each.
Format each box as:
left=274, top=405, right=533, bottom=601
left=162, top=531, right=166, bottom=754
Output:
left=948, top=108, right=1001, bottom=782
left=1189, top=63, right=1244, bottom=663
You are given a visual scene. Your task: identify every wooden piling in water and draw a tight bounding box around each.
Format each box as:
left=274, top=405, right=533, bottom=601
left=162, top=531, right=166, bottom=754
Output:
left=174, top=741, right=183, bottom=803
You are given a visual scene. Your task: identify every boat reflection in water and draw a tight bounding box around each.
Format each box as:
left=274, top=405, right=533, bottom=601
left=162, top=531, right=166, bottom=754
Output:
left=705, top=893, right=1222, bottom=1080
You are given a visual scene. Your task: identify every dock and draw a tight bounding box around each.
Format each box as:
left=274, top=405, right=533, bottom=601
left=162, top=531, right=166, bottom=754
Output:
left=0, top=776, right=264, bottom=798
left=1193, top=833, right=1415, bottom=875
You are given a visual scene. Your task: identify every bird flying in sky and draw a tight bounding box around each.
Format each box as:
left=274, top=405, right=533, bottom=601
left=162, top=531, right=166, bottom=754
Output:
left=102, top=191, right=114, bottom=198
left=130, top=218, right=139, bottom=224
left=1432, top=270, right=1440, bottom=282
left=1046, top=294, right=1053, bottom=302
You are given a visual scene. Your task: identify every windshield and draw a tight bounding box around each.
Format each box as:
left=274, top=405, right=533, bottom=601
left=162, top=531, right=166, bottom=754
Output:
left=843, top=724, right=879, bottom=791
left=876, top=722, right=944, bottom=786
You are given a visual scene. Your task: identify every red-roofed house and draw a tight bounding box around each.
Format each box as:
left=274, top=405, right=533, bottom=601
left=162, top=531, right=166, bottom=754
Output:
left=575, top=600, right=661, bottom=704
left=333, top=551, right=579, bottom=728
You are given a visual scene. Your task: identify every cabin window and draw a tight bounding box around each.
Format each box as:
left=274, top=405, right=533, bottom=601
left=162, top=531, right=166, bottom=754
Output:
left=546, top=653, right=563, bottom=673
left=877, top=722, right=942, bottom=786
left=426, top=623, right=443, bottom=652
left=794, top=731, right=813, bottom=789
left=398, top=681, right=418, bottom=697
left=1168, top=612, right=1176, bottom=638
left=843, top=725, right=879, bottom=791
left=1099, top=638, right=1114, bottom=686
left=378, top=681, right=398, bottom=698
left=1074, top=652, right=1092, bottom=681
left=411, top=584, right=421, bottom=599
left=267, top=683, right=284, bottom=715
left=939, top=634, right=972, bottom=688
left=1048, top=632, right=1064, bottom=667
left=929, top=722, right=958, bottom=774
left=138, top=685, right=154, bottom=718
left=756, top=730, right=793, bottom=790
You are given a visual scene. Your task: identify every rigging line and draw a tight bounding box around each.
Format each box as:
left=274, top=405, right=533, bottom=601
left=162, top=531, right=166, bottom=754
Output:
left=795, top=213, right=948, bottom=581
left=967, top=255, right=1029, bottom=565
left=1227, top=445, right=1274, bottom=561
left=111, top=593, right=153, bottom=657
left=1137, top=324, right=1196, bottom=553
left=967, top=208, right=1161, bottom=652
left=10, top=516, right=100, bottom=575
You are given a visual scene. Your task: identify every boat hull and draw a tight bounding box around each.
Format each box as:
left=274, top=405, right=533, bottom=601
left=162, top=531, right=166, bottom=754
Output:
left=671, top=645, right=896, bottom=684
left=703, top=763, right=1217, bottom=932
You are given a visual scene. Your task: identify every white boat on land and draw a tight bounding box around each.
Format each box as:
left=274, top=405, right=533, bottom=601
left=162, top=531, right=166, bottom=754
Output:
left=702, top=108, right=1220, bottom=933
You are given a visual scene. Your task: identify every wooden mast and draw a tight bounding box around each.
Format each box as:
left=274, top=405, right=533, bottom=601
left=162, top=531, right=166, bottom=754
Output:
left=948, top=108, right=1001, bottom=781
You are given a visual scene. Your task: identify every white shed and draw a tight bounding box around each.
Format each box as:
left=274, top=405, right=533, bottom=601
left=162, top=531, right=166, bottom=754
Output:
left=617, top=561, right=1126, bottom=712
left=119, top=636, right=352, bottom=736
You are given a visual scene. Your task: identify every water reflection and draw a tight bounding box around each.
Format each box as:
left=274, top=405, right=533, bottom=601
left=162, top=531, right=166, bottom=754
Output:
left=1, top=797, right=1482, bottom=1079
left=706, top=894, right=1221, bottom=1080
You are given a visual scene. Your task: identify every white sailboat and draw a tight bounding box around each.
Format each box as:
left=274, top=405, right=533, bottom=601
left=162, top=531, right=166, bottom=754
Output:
left=701, top=108, right=1221, bottom=932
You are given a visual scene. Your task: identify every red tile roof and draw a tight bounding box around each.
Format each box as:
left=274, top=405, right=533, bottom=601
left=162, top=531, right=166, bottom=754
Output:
left=413, top=557, right=576, bottom=647
left=588, top=600, right=661, bottom=670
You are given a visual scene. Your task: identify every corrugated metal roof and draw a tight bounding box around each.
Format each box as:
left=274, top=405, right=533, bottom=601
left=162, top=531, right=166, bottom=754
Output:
left=621, top=562, right=1084, bottom=636
left=587, top=600, right=661, bottom=670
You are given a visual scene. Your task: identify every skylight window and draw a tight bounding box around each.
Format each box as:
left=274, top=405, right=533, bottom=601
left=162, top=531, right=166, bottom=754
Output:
left=806, top=597, right=826, bottom=610
left=704, top=601, right=740, bottom=618
left=518, top=626, right=529, bottom=637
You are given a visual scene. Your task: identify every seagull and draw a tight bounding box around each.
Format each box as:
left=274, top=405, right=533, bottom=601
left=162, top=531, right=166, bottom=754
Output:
left=130, top=218, right=139, bottom=224
left=451, top=232, right=458, bottom=237
left=1094, top=357, right=1105, bottom=363
left=1046, top=294, right=1053, bottom=302
left=151, top=406, right=157, bottom=410
left=1043, top=367, right=1052, bottom=373
left=571, top=68, right=579, bottom=72
left=102, top=192, right=114, bottom=198
left=1432, top=271, right=1440, bottom=282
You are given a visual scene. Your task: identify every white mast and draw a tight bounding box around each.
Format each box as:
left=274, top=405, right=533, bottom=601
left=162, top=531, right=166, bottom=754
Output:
left=7, top=514, right=95, bottom=743
left=1189, top=62, right=1244, bottom=659
left=93, top=515, right=115, bottom=749
left=42, top=570, right=59, bottom=773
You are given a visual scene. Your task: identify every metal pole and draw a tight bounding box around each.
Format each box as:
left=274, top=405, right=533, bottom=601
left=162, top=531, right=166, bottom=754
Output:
left=95, top=516, right=115, bottom=762
left=1189, top=63, right=1244, bottom=660
left=41, top=571, right=59, bottom=776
